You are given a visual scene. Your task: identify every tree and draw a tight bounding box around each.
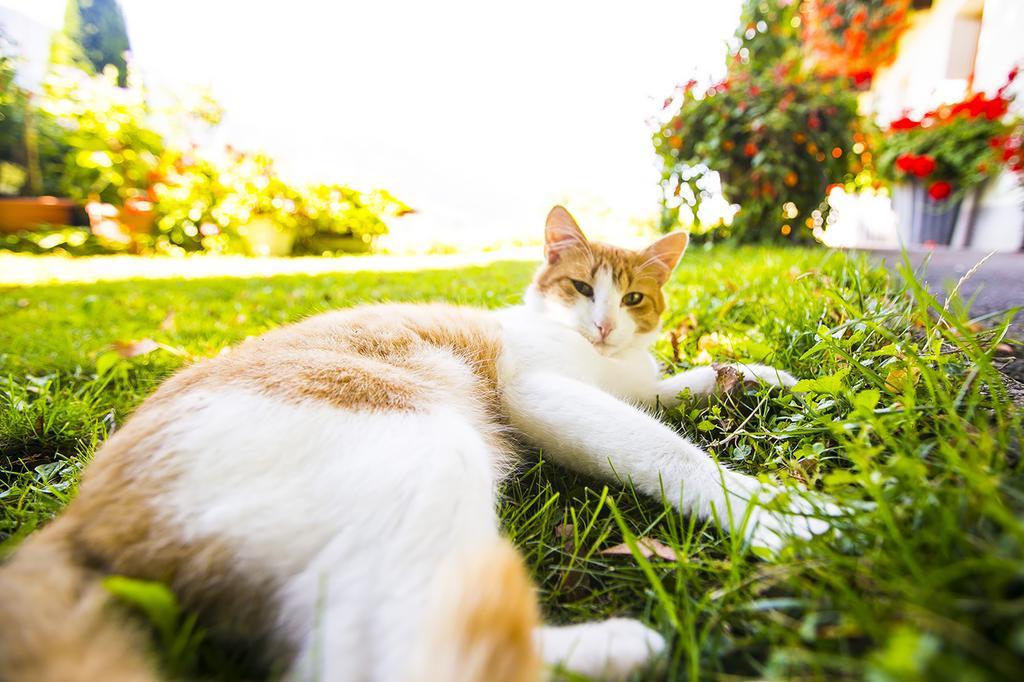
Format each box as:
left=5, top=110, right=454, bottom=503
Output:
left=49, top=0, right=131, bottom=87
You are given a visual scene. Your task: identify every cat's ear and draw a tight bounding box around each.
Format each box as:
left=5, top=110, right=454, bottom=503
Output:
left=640, top=232, right=688, bottom=285
left=544, top=205, right=589, bottom=264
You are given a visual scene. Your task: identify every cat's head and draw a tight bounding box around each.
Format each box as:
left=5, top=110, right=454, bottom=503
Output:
left=525, top=205, right=688, bottom=356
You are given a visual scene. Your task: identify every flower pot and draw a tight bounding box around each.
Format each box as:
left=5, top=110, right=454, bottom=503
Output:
left=0, top=196, right=76, bottom=233
left=303, top=233, right=374, bottom=254
left=120, top=199, right=155, bottom=234
left=892, top=182, right=962, bottom=247
left=238, top=216, right=295, bottom=257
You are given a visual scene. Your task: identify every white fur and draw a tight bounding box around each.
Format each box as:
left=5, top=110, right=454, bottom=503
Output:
left=151, top=391, right=499, bottom=681
left=138, top=273, right=826, bottom=681
left=537, top=619, right=666, bottom=680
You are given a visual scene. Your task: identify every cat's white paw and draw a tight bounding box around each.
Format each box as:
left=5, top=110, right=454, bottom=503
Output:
left=541, top=618, right=666, bottom=680
left=716, top=471, right=837, bottom=554
left=739, top=364, right=798, bottom=389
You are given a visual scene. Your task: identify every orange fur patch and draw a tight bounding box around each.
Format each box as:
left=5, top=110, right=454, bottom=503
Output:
left=409, top=539, right=541, bottom=682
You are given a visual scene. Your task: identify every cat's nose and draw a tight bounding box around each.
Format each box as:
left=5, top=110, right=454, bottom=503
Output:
left=596, top=321, right=614, bottom=340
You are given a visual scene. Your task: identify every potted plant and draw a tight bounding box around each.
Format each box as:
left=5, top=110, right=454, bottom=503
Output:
left=212, top=150, right=298, bottom=257
left=29, top=66, right=164, bottom=242
left=292, top=185, right=410, bottom=255
left=876, top=68, right=1022, bottom=246
left=0, top=43, right=76, bottom=232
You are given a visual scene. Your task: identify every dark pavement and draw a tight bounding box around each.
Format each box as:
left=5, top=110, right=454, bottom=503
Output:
left=870, top=249, right=1023, bottom=385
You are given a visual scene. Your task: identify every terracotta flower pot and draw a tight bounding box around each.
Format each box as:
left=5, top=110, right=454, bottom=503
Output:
left=0, top=196, right=76, bottom=233
left=85, top=200, right=156, bottom=244
left=120, top=200, right=155, bottom=234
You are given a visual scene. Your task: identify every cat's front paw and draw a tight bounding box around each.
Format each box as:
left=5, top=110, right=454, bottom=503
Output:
left=543, top=618, right=666, bottom=681
left=714, top=363, right=798, bottom=391
left=745, top=493, right=835, bottom=553
left=717, top=472, right=837, bottom=554
left=741, top=364, right=798, bottom=389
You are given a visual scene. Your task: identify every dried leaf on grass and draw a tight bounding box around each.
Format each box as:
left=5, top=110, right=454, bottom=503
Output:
left=113, top=338, right=161, bottom=358
left=159, top=312, right=177, bottom=332
left=601, top=537, right=681, bottom=562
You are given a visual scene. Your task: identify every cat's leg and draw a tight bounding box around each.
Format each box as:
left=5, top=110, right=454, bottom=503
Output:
left=238, top=404, right=504, bottom=682
left=504, top=371, right=828, bottom=550
left=650, top=363, right=798, bottom=409
left=536, top=619, right=666, bottom=680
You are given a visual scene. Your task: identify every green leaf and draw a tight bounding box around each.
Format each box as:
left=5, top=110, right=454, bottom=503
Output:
left=95, top=351, right=124, bottom=377
left=103, top=575, right=179, bottom=641
left=697, top=420, right=716, bottom=432
left=792, top=368, right=850, bottom=395
left=853, top=389, right=881, bottom=412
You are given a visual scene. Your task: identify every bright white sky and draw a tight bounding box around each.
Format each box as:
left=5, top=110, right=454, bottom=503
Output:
left=2, top=0, right=740, bottom=246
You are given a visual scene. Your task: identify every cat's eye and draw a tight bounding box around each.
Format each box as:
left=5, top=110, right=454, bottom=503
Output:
left=622, top=292, right=644, bottom=306
left=570, top=279, right=594, bottom=298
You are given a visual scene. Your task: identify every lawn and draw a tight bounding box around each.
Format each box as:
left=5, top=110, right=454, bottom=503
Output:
left=1, top=246, right=1021, bottom=681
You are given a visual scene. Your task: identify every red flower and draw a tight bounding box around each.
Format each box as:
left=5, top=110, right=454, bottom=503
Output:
left=851, top=70, right=873, bottom=87
left=983, top=97, right=1009, bottom=120
left=928, top=181, right=952, bottom=201
left=895, top=153, right=917, bottom=173
left=744, top=142, right=758, bottom=157
left=912, top=155, right=936, bottom=177
left=896, top=154, right=936, bottom=177
left=890, top=116, right=919, bottom=131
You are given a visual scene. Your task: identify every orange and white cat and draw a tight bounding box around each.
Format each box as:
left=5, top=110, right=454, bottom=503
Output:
left=0, top=206, right=828, bottom=682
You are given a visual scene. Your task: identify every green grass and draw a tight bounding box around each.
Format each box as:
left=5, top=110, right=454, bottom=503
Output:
left=1, top=246, right=1021, bottom=681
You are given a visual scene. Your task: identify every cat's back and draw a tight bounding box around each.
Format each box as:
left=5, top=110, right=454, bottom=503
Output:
left=154, top=302, right=504, bottom=413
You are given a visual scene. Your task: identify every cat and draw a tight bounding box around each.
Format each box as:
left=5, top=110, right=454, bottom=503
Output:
left=0, top=206, right=829, bottom=682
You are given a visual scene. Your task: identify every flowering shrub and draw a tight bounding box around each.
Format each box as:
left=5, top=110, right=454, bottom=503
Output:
left=655, top=0, right=874, bottom=243
left=801, top=0, right=912, bottom=82
left=656, top=71, right=867, bottom=243
left=876, top=69, right=1023, bottom=201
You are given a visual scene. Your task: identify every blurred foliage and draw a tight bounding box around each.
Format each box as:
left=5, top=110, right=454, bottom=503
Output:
left=655, top=0, right=873, bottom=244
left=149, top=148, right=409, bottom=254
left=38, top=67, right=163, bottom=205
left=0, top=55, right=407, bottom=256
left=49, top=0, right=131, bottom=87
